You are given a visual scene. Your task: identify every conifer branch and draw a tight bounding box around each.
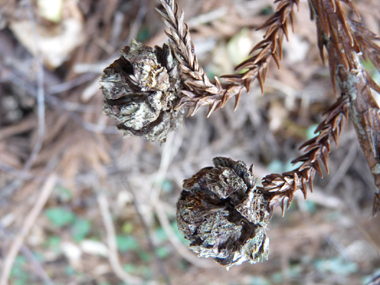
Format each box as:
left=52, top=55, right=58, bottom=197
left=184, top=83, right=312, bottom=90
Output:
left=157, top=0, right=300, bottom=117
left=261, top=97, right=349, bottom=215
left=262, top=0, right=380, bottom=215
left=100, top=0, right=380, bottom=267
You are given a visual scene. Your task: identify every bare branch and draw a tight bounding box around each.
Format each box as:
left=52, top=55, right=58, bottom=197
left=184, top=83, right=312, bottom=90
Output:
left=97, top=192, right=144, bottom=285
left=0, top=175, right=57, bottom=285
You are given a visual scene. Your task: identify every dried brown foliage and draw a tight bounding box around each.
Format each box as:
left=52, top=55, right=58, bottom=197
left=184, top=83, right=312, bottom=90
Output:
left=263, top=0, right=380, bottom=215
left=261, top=97, right=349, bottom=214
left=152, top=0, right=380, bottom=215
left=99, top=0, right=380, bottom=267
left=157, top=0, right=300, bottom=117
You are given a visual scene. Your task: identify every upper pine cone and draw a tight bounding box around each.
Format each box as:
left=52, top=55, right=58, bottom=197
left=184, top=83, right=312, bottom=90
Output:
left=100, top=40, right=184, bottom=142
left=177, top=157, right=270, bottom=268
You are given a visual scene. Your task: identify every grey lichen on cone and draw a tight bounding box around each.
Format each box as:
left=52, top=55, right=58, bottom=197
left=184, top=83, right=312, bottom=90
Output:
left=100, top=39, right=184, bottom=142
left=177, top=157, right=270, bottom=268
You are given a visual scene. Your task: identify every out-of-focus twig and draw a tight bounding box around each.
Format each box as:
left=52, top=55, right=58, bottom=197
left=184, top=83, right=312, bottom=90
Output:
left=149, top=131, right=213, bottom=267
left=0, top=175, right=57, bottom=285
left=0, top=0, right=45, bottom=199
left=97, top=192, right=144, bottom=285
left=324, top=139, right=357, bottom=194
left=75, top=0, right=149, bottom=100
left=366, top=274, right=380, bottom=285
left=0, top=224, right=54, bottom=285
left=122, top=179, right=172, bottom=285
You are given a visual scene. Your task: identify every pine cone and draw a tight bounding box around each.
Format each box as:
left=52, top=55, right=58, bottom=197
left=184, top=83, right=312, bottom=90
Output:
left=100, top=40, right=184, bottom=142
left=177, top=157, right=270, bottom=268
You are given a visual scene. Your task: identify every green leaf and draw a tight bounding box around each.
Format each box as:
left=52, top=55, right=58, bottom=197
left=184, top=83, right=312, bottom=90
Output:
left=121, top=222, right=134, bottom=234
left=171, top=221, right=190, bottom=246
left=271, top=272, right=284, bottom=283
left=116, top=235, right=139, bottom=252
left=65, top=265, right=76, bottom=276
left=314, top=256, right=358, bottom=275
left=304, top=201, right=317, bottom=213
left=55, top=186, right=73, bottom=202
left=155, top=246, right=170, bottom=259
left=161, top=180, right=173, bottom=193
left=137, top=28, right=149, bottom=42
left=71, top=218, right=91, bottom=242
left=123, top=264, right=138, bottom=274
left=45, top=236, right=61, bottom=251
left=154, top=227, right=168, bottom=243
left=11, top=256, right=28, bottom=284
left=44, top=207, right=75, bottom=227
left=137, top=250, right=151, bottom=262
left=249, top=277, right=270, bottom=285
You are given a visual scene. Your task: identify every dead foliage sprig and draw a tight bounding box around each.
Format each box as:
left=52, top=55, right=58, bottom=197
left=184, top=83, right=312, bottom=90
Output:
left=261, top=0, right=380, bottom=215
left=157, top=0, right=300, bottom=117
left=99, top=0, right=380, bottom=268
left=260, top=97, right=349, bottom=215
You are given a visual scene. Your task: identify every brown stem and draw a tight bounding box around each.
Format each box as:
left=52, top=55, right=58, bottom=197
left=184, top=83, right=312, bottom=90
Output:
left=262, top=0, right=380, bottom=215
left=158, top=0, right=300, bottom=117
left=260, top=96, right=348, bottom=215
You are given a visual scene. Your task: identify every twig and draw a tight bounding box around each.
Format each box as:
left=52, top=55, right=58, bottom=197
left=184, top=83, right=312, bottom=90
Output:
left=148, top=131, right=213, bottom=267
left=1, top=0, right=45, bottom=198
left=149, top=132, right=177, bottom=204
left=2, top=64, right=118, bottom=135
left=122, top=180, right=172, bottom=285
left=0, top=175, right=57, bottom=285
left=74, top=0, right=149, bottom=101
left=0, top=161, right=35, bottom=181
left=2, top=66, right=96, bottom=113
left=157, top=0, right=300, bottom=116
left=324, top=139, right=357, bottom=194
left=97, top=192, right=144, bottom=285
left=0, top=224, right=54, bottom=285
left=47, top=73, right=97, bottom=94
left=261, top=96, right=349, bottom=215
left=186, top=7, right=227, bottom=27
left=310, top=0, right=380, bottom=214
left=366, top=275, right=380, bottom=285
left=123, top=0, right=147, bottom=46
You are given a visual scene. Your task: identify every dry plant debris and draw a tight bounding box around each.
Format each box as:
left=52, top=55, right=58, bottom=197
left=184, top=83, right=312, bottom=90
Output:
left=100, top=0, right=380, bottom=269
left=1, top=0, right=380, bottom=284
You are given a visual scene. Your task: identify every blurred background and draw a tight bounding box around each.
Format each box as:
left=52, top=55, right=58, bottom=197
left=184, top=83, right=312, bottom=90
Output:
left=0, top=0, right=380, bottom=284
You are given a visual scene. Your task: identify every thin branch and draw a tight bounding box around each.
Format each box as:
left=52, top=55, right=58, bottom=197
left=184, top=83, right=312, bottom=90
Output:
left=310, top=0, right=380, bottom=213
left=0, top=224, right=54, bottom=285
left=261, top=0, right=380, bottom=215
left=122, top=180, right=172, bottom=285
left=157, top=0, right=300, bottom=117
left=324, top=140, right=357, bottom=194
left=261, top=96, right=349, bottom=215
left=0, top=175, right=57, bottom=285
left=1, top=0, right=46, bottom=198
left=97, top=192, right=144, bottom=285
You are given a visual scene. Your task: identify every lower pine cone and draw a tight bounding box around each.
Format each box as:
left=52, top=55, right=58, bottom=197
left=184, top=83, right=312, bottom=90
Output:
left=176, top=157, right=270, bottom=268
